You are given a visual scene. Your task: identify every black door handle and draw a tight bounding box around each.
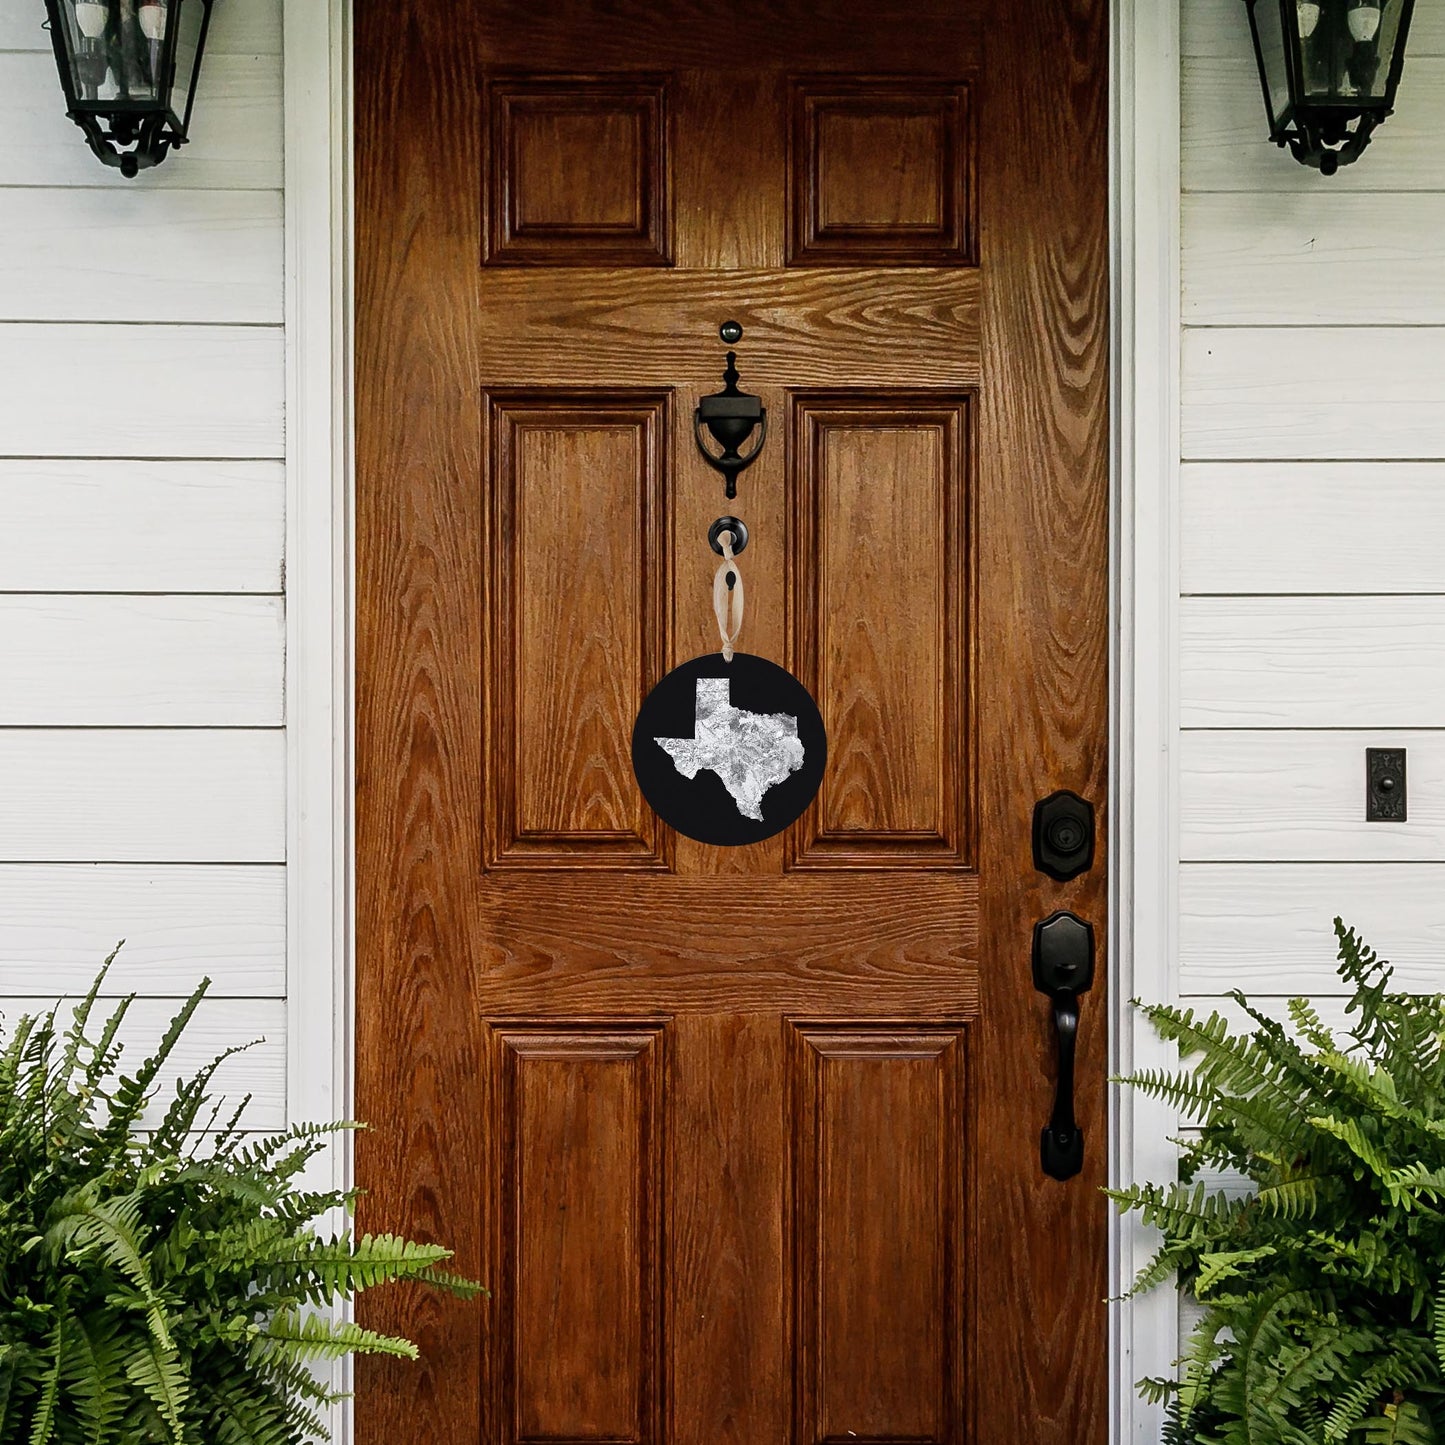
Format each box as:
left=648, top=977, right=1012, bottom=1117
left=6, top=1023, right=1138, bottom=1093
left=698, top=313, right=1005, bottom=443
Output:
left=1032, top=911, right=1095, bottom=1181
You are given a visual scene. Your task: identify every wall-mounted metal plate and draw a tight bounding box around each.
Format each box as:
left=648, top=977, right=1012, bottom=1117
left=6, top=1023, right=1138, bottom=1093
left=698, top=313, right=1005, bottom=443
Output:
left=1367, top=747, right=1407, bottom=822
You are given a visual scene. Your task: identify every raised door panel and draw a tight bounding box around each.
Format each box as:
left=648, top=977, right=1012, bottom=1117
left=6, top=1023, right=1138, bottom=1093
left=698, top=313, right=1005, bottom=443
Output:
left=488, top=1024, right=667, bottom=1445
left=790, top=1024, right=969, bottom=1445
left=486, top=77, right=671, bottom=266
left=789, top=394, right=972, bottom=868
left=789, top=80, right=974, bottom=266
left=485, top=392, right=670, bottom=869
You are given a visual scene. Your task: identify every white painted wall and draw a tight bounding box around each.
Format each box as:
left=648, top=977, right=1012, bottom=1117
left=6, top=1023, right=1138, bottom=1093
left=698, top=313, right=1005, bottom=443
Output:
left=1178, top=0, right=1445, bottom=1006
left=0, top=1, right=288, bottom=1129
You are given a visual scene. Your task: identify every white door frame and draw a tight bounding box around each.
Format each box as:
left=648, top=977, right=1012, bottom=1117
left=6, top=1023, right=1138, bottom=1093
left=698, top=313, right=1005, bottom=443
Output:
left=281, top=2, right=1184, bottom=1437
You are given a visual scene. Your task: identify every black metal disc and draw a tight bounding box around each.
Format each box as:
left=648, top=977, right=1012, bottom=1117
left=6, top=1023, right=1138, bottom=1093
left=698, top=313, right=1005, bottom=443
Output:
left=708, top=516, right=749, bottom=556
left=632, top=652, right=826, bottom=846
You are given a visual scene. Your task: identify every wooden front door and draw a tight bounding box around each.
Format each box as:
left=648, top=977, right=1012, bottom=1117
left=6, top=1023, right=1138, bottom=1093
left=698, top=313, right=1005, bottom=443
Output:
left=354, top=3, right=1109, bottom=1443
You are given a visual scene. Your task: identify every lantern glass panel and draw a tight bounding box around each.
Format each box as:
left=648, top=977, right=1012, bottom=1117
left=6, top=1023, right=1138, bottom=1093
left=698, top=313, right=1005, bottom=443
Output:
left=1298, top=0, right=1403, bottom=104
left=171, top=0, right=207, bottom=129
left=56, top=1, right=206, bottom=123
left=1252, top=0, right=1292, bottom=128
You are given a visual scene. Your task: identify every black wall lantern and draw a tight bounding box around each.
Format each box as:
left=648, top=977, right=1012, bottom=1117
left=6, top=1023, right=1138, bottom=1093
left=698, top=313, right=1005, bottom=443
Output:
left=1244, top=0, right=1414, bottom=173
left=44, top=0, right=215, bottom=176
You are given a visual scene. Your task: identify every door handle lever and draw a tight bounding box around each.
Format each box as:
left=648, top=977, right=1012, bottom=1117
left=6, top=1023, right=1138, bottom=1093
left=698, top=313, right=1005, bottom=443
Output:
left=1032, top=911, right=1095, bottom=1181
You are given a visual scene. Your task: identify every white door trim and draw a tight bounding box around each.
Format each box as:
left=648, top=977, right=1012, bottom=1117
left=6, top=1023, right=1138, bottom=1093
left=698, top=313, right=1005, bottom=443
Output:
left=282, top=0, right=355, bottom=1436
left=286, top=4, right=1183, bottom=1439
left=1109, top=1, right=1183, bottom=1440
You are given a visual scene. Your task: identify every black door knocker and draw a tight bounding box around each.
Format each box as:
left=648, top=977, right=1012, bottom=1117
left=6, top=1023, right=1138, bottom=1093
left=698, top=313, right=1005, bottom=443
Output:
left=694, top=320, right=767, bottom=500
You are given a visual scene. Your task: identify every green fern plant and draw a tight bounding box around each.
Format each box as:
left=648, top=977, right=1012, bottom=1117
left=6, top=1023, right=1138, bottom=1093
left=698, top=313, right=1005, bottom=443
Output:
left=0, top=952, right=482, bottom=1445
left=1112, top=921, right=1445, bottom=1444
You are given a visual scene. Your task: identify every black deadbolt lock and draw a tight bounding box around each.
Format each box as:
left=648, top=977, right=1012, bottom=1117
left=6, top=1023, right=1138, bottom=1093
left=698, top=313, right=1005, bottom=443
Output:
left=1032, top=790, right=1095, bottom=882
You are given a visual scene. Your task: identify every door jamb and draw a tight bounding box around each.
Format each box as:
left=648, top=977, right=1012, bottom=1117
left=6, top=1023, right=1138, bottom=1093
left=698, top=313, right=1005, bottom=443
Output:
left=282, top=0, right=355, bottom=1438
left=1109, top=1, right=1183, bottom=1440
left=288, top=3, right=1184, bottom=1439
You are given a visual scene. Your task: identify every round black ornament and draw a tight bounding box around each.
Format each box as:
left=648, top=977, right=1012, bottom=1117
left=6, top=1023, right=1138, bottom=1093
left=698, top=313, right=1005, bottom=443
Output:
left=632, top=652, right=826, bottom=846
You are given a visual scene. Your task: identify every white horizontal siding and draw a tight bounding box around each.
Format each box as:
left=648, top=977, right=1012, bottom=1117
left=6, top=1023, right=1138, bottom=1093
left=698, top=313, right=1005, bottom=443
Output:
left=1182, top=328, right=1445, bottom=460
left=0, top=324, right=284, bottom=459
left=1181, top=597, right=1445, bottom=728
left=1182, top=57, right=1445, bottom=193
left=0, top=595, right=283, bottom=726
left=0, top=190, right=284, bottom=323
left=1180, top=864, right=1445, bottom=996
left=1180, top=731, right=1445, bottom=863
left=0, top=4, right=290, bottom=1128
left=0, top=864, right=285, bottom=997
left=0, top=996, right=286, bottom=1131
left=0, top=730, right=285, bottom=863
left=0, top=1, right=283, bottom=52
left=1183, top=193, right=1445, bottom=327
left=0, top=51, right=281, bottom=190
left=1181, top=0, right=1445, bottom=57
left=0, top=460, right=284, bottom=592
left=1181, top=463, right=1445, bottom=595
left=1177, top=0, right=1445, bottom=1094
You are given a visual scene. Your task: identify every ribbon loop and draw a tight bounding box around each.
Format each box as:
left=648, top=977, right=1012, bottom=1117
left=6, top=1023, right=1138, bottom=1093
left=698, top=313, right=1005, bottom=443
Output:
left=712, top=528, right=745, bottom=662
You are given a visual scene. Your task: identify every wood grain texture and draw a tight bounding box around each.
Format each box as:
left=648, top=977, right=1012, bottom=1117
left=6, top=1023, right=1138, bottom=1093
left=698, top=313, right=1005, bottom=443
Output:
left=790, top=1024, right=969, bottom=1445
left=1182, top=327, right=1445, bottom=461
left=354, top=1, right=485, bottom=1439
left=1183, top=193, right=1445, bottom=327
left=1182, top=57, right=1445, bottom=193
left=357, top=5, right=1109, bottom=1444
left=486, top=392, right=668, bottom=869
left=1180, top=863, right=1445, bottom=996
left=487, top=1024, right=665, bottom=1445
left=476, top=268, right=982, bottom=386
left=486, top=76, right=671, bottom=266
left=0, top=52, right=282, bottom=190
left=0, top=864, right=285, bottom=997
left=0, top=460, right=284, bottom=593
left=1181, top=597, right=1445, bottom=728
left=0, top=729, right=284, bottom=863
left=789, top=80, right=974, bottom=266
left=0, top=190, right=283, bottom=324
left=470, top=2, right=984, bottom=71
left=1182, top=0, right=1445, bottom=58
left=474, top=875, right=982, bottom=1017
left=0, top=596, right=283, bottom=725
left=0, top=324, right=283, bottom=459
left=1180, top=462, right=1445, bottom=595
left=1180, top=730, right=1445, bottom=862
left=971, top=0, right=1111, bottom=1436
left=789, top=392, right=971, bottom=868
left=0, top=997, right=285, bottom=1130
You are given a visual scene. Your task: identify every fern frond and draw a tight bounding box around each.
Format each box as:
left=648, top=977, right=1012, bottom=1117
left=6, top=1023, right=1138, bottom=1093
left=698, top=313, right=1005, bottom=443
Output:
left=122, top=1337, right=188, bottom=1442
left=99, top=981, right=210, bottom=1149
left=1289, top=997, right=1338, bottom=1052
left=44, top=1190, right=172, bottom=1350
left=60, top=1310, right=128, bottom=1444
left=24, top=1311, right=63, bottom=1445
left=253, top=1307, right=420, bottom=1363
left=1255, top=1175, right=1325, bottom=1221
